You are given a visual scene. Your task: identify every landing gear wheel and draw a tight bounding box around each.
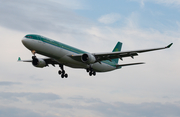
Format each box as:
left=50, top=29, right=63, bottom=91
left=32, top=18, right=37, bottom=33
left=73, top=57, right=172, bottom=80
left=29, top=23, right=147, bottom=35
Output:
left=61, top=74, right=64, bottom=78
left=93, top=71, right=96, bottom=76
left=64, top=74, right=68, bottom=78
left=58, top=70, right=62, bottom=75
left=89, top=72, right=92, bottom=76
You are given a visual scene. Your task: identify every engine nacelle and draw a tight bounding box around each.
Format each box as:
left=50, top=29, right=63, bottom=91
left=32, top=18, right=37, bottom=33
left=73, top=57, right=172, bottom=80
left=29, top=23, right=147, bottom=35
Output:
left=32, top=57, right=46, bottom=68
left=81, top=53, right=96, bottom=64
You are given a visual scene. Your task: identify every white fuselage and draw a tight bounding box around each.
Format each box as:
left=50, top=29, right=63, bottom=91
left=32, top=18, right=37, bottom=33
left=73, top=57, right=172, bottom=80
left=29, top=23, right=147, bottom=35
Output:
left=22, top=37, right=117, bottom=72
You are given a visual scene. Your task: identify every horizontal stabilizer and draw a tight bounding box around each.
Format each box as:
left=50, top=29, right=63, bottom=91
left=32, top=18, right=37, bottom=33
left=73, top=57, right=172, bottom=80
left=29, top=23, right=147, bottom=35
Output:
left=116, top=62, right=145, bottom=69
left=17, top=57, right=31, bottom=62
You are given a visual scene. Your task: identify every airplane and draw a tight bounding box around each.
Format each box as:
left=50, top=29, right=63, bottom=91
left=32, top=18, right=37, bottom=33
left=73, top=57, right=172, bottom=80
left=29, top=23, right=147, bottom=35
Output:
left=19, top=34, right=173, bottom=78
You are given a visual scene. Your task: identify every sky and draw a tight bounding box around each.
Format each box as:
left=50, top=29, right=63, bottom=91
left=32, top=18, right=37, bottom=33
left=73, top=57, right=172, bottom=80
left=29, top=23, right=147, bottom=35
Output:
left=0, top=0, right=180, bottom=117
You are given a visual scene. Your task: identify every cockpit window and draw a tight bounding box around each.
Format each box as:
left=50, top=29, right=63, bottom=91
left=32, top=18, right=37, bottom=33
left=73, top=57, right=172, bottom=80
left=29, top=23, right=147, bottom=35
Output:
left=25, top=35, right=33, bottom=38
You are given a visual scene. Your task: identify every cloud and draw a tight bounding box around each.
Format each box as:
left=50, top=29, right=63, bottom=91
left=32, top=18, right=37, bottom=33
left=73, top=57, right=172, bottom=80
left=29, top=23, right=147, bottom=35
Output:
left=140, top=0, right=145, bottom=7
left=26, top=93, right=62, bottom=102
left=50, top=0, right=87, bottom=10
left=0, top=81, right=21, bottom=86
left=154, top=0, right=180, bottom=5
left=1, top=94, right=180, bottom=117
left=47, top=102, right=73, bottom=109
left=131, top=0, right=180, bottom=7
left=0, top=107, right=41, bottom=117
left=68, top=95, right=102, bottom=103
left=130, top=0, right=145, bottom=7
left=98, top=13, right=121, bottom=24
left=0, top=0, right=89, bottom=33
left=87, top=102, right=180, bottom=117
left=0, top=92, right=61, bottom=102
left=0, top=106, right=57, bottom=117
left=66, top=97, right=180, bottom=117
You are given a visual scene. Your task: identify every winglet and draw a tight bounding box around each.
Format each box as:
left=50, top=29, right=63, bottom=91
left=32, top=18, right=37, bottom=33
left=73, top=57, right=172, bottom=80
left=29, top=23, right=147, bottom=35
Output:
left=166, top=43, right=173, bottom=48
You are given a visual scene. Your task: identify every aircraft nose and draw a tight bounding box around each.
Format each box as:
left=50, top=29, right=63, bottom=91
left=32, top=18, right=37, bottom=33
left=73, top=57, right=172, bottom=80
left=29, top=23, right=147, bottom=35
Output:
left=22, top=37, right=27, bottom=45
left=21, top=37, right=33, bottom=50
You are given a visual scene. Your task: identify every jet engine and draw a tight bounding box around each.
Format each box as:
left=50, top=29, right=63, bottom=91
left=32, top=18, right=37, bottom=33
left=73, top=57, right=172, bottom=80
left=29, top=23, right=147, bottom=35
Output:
left=81, top=53, right=96, bottom=64
left=32, top=57, right=46, bottom=68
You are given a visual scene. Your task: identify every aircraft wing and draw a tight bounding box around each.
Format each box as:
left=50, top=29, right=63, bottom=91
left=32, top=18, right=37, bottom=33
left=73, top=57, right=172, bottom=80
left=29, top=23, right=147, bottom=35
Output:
left=69, top=43, right=173, bottom=62
left=18, top=57, right=59, bottom=66
left=93, top=43, right=173, bottom=61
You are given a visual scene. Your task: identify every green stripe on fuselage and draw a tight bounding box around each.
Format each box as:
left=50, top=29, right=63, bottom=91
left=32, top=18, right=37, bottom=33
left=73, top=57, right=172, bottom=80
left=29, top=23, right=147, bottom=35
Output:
left=25, top=34, right=117, bottom=68
left=25, top=34, right=85, bottom=54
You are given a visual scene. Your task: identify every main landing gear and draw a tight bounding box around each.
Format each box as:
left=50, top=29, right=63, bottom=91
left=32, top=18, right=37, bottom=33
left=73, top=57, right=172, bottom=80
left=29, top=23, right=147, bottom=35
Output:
left=58, top=64, right=68, bottom=78
left=86, top=68, right=96, bottom=76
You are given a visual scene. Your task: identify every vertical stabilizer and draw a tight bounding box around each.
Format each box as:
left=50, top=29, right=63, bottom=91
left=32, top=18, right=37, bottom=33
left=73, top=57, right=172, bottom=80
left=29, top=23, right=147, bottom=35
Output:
left=111, top=42, right=122, bottom=64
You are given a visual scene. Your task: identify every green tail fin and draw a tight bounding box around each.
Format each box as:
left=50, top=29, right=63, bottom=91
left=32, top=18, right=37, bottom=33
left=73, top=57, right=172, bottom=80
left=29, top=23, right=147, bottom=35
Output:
left=111, top=42, right=122, bottom=64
